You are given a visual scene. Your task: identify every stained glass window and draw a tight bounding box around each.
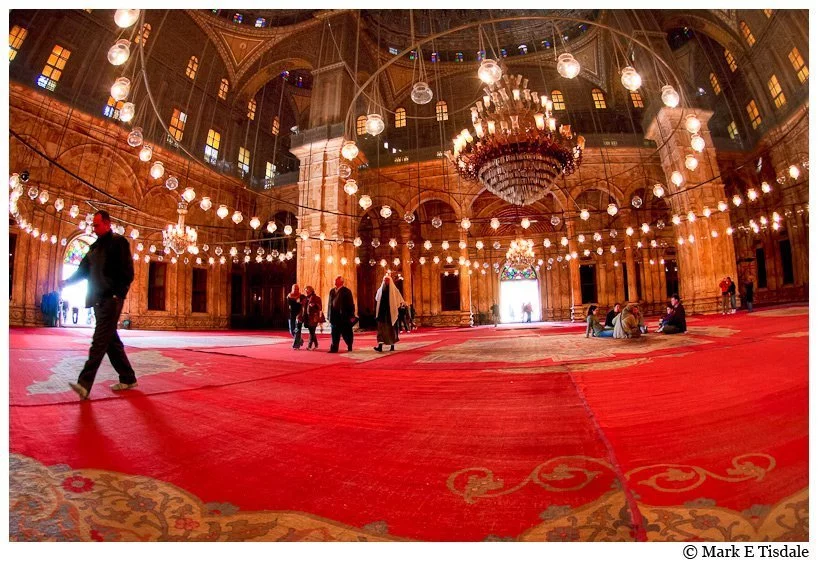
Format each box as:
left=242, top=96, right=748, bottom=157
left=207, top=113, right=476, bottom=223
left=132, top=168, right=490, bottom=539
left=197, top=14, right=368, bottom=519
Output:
left=500, top=265, right=537, bottom=281
left=64, top=236, right=94, bottom=266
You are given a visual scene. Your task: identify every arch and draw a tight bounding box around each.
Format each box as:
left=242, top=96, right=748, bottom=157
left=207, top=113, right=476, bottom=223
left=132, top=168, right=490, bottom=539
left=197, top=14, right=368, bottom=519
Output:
left=394, top=107, right=406, bottom=128
left=551, top=89, right=566, bottom=111
left=234, top=57, right=316, bottom=110
left=568, top=180, right=625, bottom=207
left=54, top=142, right=142, bottom=205
left=435, top=100, right=449, bottom=121
left=403, top=191, right=463, bottom=219
left=591, top=88, right=607, bottom=109
left=356, top=115, right=367, bottom=135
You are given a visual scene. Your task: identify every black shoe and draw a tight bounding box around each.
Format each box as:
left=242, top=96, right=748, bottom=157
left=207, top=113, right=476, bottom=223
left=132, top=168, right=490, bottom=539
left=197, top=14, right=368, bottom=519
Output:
left=374, top=344, right=383, bottom=352
left=389, top=345, right=395, bottom=351
left=328, top=348, right=338, bottom=353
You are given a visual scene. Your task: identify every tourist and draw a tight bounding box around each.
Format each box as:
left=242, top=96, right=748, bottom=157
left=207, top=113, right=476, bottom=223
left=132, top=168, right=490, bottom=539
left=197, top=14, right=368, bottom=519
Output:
left=605, top=303, right=621, bottom=328
left=374, top=275, right=404, bottom=352
left=585, top=305, right=613, bottom=337
left=409, top=303, right=417, bottom=330
left=302, top=285, right=323, bottom=351
left=398, top=302, right=411, bottom=333
left=656, top=305, right=674, bottom=333
left=524, top=302, right=533, bottom=323
left=727, top=276, right=737, bottom=313
left=328, top=275, right=356, bottom=353
left=286, top=284, right=304, bottom=339
left=612, top=303, right=644, bottom=339
left=744, top=275, right=755, bottom=312
left=719, top=277, right=730, bottom=314
left=59, top=210, right=137, bottom=400
left=658, top=294, right=687, bottom=334
left=490, top=302, right=500, bottom=327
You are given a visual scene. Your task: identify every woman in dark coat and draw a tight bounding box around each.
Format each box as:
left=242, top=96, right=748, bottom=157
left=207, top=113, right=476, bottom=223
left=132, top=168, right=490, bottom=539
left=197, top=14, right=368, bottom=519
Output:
left=286, top=284, right=306, bottom=349
left=302, top=286, right=323, bottom=350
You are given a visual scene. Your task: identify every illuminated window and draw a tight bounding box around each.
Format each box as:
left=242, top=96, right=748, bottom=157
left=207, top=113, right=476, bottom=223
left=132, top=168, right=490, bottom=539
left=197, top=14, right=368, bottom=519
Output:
left=455, top=52, right=463, bottom=63
left=134, top=23, right=151, bottom=46
left=9, top=25, right=28, bottom=62
left=238, top=147, right=250, bottom=176
left=255, top=18, right=266, bottom=28
left=746, top=99, right=762, bottom=130
left=37, top=45, right=71, bottom=91
left=204, top=129, right=221, bottom=164
left=218, top=78, right=229, bottom=100
left=103, top=96, right=124, bottom=119
left=168, top=108, right=187, bottom=142
left=435, top=100, right=448, bottom=121
left=767, top=75, right=787, bottom=109
left=788, top=47, right=809, bottom=83
left=630, top=91, right=644, bottom=108
left=233, top=13, right=242, bottom=24
left=551, top=90, right=565, bottom=111
left=740, top=22, right=756, bottom=47
left=592, top=89, right=607, bottom=109
left=395, top=107, right=406, bottom=128
left=727, top=121, right=739, bottom=140
left=709, top=73, right=722, bottom=95
left=764, top=9, right=774, bottom=18
left=247, top=99, right=256, bottom=120
left=724, top=49, right=737, bottom=72
left=185, top=56, right=198, bottom=80
left=272, top=116, right=280, bottom=135
left=265, top=162, right=276, bottom=184
left=356, top=115, right=367, bottom=135
left=388, top=47, right=399, bottom=56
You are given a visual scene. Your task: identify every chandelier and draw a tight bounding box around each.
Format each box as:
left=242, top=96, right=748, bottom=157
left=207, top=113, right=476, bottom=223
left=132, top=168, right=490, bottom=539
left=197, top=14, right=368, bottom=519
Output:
left=163, top=203, right=198, bottom=254
left=449, top=71, right=584, bottom=206
left=505, top=237, right=536, bottom=268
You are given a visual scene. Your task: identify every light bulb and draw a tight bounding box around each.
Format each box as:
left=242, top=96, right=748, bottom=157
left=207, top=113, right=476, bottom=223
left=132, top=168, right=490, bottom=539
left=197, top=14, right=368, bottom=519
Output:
left=490, top=217, right=500, bottom=230
left=249, top=217, right=261, bottom=230
left=343, top=179, right=358, bottom=195
left=165, top=176, right=179, bottom=190
left=341, top=141, right=359, bottom=160
left=301, top=230, right=310, bottom=241
left=747, top=188, right=758, bottom=201
left=38, top=190, right=49, bottom=204
left=127, top=127, right=143, bottom=147
left=717, top=201, right=728, bottom=212
left=410, top=81, right=434, bottom=105
left=672, top=215, right=681, bottom=225
left=182, top=187, right=196, bottom=203
left=577, top=234, right=585, bottom=243
left=620, top=66, right=642, bottom=91
left=54, top=198, right=64, bottom=212
left=732, top=194, right=742, bottom=207
left=691, top=134, right=706, bottom=152
left=139, top=145, right=153, bottom=162
left=685, top=114, right=701, bottom=134
left=150, top=161, right=164, bottom=179
left=607, top=203, right=618, bottom=216
left=670, top=171, right=684, bottom=187
left=625, top=226, right=634, bottom=236
left=685, top=154, right=698, bottom=171
left=119, top=102, right=136, bottom=122
left=379, top=205, right=392, bottom=219
left=687, top=211, right=696, bottom=223
left=477, top=59, right=502, bottom=84
left=69, top=205, right=79, bottom=218
left=266, top=221, right=277, bottom=233
left=631, top=195, right=643, bottom=208
left=460, top=217, right=471, bottom=230
left=365, top=114, right=385, bottom=136
left=283, top=224, right=293, bottom=235
left=579, top=208, right=590, bottom=221
left=521, top=217, right=531, bottom=229
left=107, top=39, right=131, bottom=66
left=789, top=165, right=801, bottom=179
left=216, top=205, right=229, bottom=219
left=110, top=77, right=131, bottom=101
left=557, top=53, right=580, bottom=79
left=231, top=211, right=243, bottom=224
left=476, top=240, right=485, bottom=250
left=199, top=197, right=212, bottom=211
left=761, top=181, right=772, bottom=193
left=359, top=194, right=372, bottom=210
left=660, top=85, right=680, bottom=108
left=403, top=211, right=415, bottom=223
left=641, top=223, right=650, bottom=233
left=431, top=216, right=443, bottom=229
left=114, top=9, right=140, bottom=28
left=653, top=184, right=665, bottom=198
left=702, top=206, right=711, bottom=218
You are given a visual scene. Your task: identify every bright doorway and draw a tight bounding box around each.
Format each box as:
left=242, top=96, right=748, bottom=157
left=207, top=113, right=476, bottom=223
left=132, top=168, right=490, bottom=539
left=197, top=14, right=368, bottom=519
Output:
left=499, top=265, right=541, bottom=323
left=60, top=235, right=96, bottom=326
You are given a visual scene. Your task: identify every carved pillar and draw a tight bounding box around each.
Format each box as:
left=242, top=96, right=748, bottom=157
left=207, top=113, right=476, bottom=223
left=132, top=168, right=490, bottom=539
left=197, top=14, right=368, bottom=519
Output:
left=645, top=108, right=737, bottom=313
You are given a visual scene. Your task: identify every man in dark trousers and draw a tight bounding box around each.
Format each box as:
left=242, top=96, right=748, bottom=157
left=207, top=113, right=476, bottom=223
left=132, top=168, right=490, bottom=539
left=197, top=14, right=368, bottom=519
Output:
left=327, top=275, right=356, bottom=353
left=744, top=275, right=755, bottom=312
left=657, top=293, right=687, bottom=334
left=60, top=210, right=137, bottom=400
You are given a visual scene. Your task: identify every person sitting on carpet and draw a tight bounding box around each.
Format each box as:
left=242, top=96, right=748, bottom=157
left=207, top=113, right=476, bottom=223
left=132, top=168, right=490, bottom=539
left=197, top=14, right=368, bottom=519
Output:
left=585, top=305, right=613, bottom=338
left=302, top=286, right=323, bottom=351
left=604, top=302, right=621, bottom=329
left=657, top=294, right=687, bottom=334
left=656, top=305, right=674, bottom=332
left=374, top=275, right=404, bottom=352
left=613, top=304, right=644, bottom=339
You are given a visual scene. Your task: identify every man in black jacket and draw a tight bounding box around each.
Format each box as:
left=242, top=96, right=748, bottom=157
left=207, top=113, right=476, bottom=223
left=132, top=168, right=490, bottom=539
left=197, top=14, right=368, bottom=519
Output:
left=658, top=294, right=687, bottom=334
left=327, top=275, right=356, bottom=353
left=605, top=303, right=621, bottom=328
left=60, top=210, right=137, bottom=400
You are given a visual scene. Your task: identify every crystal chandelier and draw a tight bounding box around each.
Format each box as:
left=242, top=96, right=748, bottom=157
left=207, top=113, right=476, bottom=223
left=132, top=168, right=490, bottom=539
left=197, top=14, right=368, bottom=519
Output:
left=449, top=71, right=583, bottom=206
left=505, top=237, right=536, bottom=268
left=162, top=203, right=198, bottom=254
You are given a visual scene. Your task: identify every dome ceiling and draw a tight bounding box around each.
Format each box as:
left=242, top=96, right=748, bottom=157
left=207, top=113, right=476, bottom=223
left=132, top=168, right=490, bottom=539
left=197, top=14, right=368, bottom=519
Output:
left=362, top=9, right=602, bottom=52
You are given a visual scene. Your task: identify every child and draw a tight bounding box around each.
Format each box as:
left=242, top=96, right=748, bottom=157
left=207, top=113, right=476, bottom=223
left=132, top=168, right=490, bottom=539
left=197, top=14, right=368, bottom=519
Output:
left=656, top=305, right=674, bottom=333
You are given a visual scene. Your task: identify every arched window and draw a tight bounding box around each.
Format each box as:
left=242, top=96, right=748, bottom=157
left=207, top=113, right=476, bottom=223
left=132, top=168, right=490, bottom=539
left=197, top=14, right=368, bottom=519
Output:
left=37, top=45, right=71, bottom=91
left=134, top=23, right=151, bottom=46
left=255, top=18, right=266, bottom=28
left=185, top=56, right=198, bottom=80
left=630, top=91, right=644, bottom=108
left=356, top=115, right=367, bottom=135
left=435, top=100, right=448, bottom=121
left=204, top=129, right=221, bottom=164
left=746, top=99, right=762, bottom=130
left=9, top=25, right=28, bottom=62
left=709, top=73, right=722, bottom=95
left=103, top=96, right=125, bottom=119
left=740, top=21, right=756, bottom=47
left=168, top=108, right=187, bottom=142
left=788, top=47, right=809, bottom=83
left=247, top=99, right=256, bottom=120
left=395, top=107, right=406, bottom=128
left=551, top=90, right=565, bottom=111
left=591, top=89, right=607, bottom=109
left=767, top=75, right=787, bottom=109
left=218, top=78, right=229, bottom=100
left=724, top=49, right=738, bottom=72
left=272, top=116, right=280, bottom=135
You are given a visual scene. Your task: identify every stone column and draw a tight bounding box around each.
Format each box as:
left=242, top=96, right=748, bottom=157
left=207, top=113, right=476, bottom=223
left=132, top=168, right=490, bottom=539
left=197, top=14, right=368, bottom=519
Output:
left=399, top=223, right=414, bottom=306
left=645, top=108, right=737, bottom=313
left=458, top=228, right=472, bottom=326
left=565, top=217, right=583, bottom=320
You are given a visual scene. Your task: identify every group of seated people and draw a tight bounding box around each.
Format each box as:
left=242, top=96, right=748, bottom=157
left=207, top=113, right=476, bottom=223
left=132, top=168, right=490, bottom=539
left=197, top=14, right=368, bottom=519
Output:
left=585, top=294, right=687, bottom=339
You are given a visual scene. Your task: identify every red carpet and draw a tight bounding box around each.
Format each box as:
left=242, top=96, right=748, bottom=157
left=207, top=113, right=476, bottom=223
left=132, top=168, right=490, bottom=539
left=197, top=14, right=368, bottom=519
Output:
left=8, top=306, right=809, bottom=541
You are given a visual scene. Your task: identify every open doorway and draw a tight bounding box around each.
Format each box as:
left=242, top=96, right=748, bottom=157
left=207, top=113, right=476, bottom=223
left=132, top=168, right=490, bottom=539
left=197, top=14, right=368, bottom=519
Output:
left=499, top=265, right=541, bottom=323
left=60, top=234, right=96, bottom=327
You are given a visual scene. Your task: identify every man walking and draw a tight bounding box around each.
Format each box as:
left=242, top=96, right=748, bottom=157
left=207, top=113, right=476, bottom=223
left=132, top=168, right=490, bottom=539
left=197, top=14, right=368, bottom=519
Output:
left=60, top=210, right=137, bottom=400
left=327, top=275, right=356, bottom=353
